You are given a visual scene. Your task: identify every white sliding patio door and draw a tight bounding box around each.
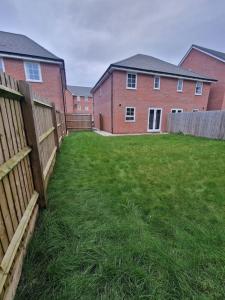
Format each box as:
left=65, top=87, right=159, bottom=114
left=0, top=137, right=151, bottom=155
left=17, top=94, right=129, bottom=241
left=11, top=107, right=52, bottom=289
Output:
left=148, top=108, right=162, bottom=132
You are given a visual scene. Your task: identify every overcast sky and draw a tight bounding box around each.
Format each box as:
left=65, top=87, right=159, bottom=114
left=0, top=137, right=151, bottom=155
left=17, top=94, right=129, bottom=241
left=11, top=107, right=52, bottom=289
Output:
left=0, top=0, right=225, bottom=87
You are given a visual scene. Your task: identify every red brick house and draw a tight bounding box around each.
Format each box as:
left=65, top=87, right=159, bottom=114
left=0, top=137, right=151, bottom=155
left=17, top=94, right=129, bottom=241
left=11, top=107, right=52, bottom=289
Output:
left=0, top=31, right=66, bottom=111
left=180, top=45, right=225, bottom=111
left=65, top=85, right=93, bottom=115
left=92, top=54, right=215, bottom=134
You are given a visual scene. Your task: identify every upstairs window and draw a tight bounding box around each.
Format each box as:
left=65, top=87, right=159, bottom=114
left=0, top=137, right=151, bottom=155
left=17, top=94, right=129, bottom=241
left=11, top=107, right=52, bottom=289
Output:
left=85, top=96, right=88, bottom=102
left=125, top=107, right=135, bottom=122
left=127, top=73, right=137, bottom=89
left=24, top=62, right=42, bottom=82
left=171, top=108, right=183, bottom=113
left=177, top=79, right=183, bottom=92
left=154, top=76, right=160, bottom=90
left=77, top=96, right=80, bottom=102
left=85, top=105, right=89, bottom=111
left=77, top=104, right=81, bottom=111
left=195, top=81, right=203, bottom=95
left=0, top=58, right=5, bottom=72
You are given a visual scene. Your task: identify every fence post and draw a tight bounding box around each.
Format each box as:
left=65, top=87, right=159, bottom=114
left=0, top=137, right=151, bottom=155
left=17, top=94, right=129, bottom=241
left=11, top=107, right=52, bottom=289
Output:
left=51, top=102, right=60, bottom=151
left=18, top=80, right=47, bottom=208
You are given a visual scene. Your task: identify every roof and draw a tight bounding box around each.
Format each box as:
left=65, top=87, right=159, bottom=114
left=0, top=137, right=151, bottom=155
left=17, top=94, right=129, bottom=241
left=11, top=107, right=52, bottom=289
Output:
left=92, top=53, right=216, bottom=92
left=67, top=85, right=93, bottom=97
left=0, top=31, right=63, bottom=62
left=191, top=44, right=225, bottom=62
left=112, top=54, right=213, bottom=80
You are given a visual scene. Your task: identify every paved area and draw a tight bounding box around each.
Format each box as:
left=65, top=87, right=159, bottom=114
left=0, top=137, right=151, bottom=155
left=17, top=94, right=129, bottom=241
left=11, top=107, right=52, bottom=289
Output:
left=94, top=129, right=167, bottom=137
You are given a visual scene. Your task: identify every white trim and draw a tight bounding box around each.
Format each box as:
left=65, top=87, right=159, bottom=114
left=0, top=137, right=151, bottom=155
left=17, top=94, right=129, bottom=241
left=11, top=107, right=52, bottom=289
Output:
left=0, top=53, right=62, bottom=65
left=0, top=58, right=5, bottom=72
left=147, top=108, right=162, bottom=132
left=195, top=81, right=203, bottom=95
left=153, top=76, right=160, bottom=90
left=84, top=105, right=89, bottom=111
left=24, top=61, right=42, bottom=82
left=171, top=108, right=183, bottom=113
left=126, top=72, right=137, bottom=90
left=77, top=96, right=80, bottom=102
left=125, top=106, right=136, bottom=122
left=179, top=46, right=225, bottom=66
left=177, top=79, right=183, bottom=92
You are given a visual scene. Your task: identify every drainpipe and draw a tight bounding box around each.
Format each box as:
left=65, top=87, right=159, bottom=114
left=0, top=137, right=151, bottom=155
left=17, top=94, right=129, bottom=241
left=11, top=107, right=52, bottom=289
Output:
left=111, top=72, right=114, bottom=133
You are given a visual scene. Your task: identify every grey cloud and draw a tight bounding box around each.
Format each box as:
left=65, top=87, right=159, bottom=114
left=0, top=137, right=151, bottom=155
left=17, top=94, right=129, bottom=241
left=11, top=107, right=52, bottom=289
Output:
left=0, top=0, right=225, bottom=86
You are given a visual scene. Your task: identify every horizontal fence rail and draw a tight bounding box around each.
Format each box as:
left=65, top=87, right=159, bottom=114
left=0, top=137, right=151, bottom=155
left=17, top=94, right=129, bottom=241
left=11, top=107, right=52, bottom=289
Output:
left=0, top=72, right=66, bottom=299
left=167, top=110, right=225, bottom=140
left=65, top=113, right=92, bottom=132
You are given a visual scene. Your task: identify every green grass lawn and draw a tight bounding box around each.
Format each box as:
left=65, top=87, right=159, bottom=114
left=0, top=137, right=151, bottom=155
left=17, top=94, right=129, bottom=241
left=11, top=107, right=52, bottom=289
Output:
left=16, top=132, right=225, bottom=299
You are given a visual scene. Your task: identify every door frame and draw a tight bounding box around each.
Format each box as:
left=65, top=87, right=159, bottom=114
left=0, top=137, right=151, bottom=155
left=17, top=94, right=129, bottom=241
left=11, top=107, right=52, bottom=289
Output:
left=147, top=107, right=162, bottom=132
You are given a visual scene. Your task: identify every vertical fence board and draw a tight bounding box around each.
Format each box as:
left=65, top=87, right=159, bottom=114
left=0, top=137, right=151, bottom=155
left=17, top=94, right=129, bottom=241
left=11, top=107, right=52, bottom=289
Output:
left=167, top=111, right=225, bottom=140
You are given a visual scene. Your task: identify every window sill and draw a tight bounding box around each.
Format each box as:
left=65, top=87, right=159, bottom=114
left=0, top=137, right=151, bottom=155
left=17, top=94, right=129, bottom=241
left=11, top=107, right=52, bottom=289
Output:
left=26, top=79, right=43, bottom=83
left=195, top=93, right=202, bottom=96
left=126, top=87, right=137, bottom=90
left=177, top=90, right=183, bottom=93
left=153, top=88, right=160, bottom=91
left=125, top=120, right=136, bottom=122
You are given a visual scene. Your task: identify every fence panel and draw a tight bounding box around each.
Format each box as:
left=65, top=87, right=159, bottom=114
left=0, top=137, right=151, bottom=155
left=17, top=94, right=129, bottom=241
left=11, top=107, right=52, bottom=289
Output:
left=65, top=113, right=92, bottom=132
left=167, top=110, right=225, bottom=140
left=0, top=73, right=66, bottom=299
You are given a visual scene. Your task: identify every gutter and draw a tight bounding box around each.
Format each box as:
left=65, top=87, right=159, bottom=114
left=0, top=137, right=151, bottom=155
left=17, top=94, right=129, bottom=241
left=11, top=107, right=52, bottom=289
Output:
left=92, top=64, right=217, bottom=93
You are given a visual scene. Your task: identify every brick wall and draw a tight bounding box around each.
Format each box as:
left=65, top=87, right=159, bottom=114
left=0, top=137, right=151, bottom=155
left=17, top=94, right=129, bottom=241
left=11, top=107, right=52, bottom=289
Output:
left=3, top=57, right=65, bottom=111
left=94, top=70, right=210, bottom=134
left=181, top=48, right=225, bottom=110
left=65, top=90, right=93, bottom=115
left=93, top=74, right=112, bottom=132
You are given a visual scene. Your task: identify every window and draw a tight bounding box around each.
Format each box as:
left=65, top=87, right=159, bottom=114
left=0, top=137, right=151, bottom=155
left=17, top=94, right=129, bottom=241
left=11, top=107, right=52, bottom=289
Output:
left=125, top=107, right=135, bottom=122
left=193, top=109, right=199, bottom=112
left=195, top=81, right=203, bottom=95
left=24, top=62, right=42, bottom=82
left=0, top=58, right=5, bottom=72
left=127, top=73, right=137, bottom=89
left=85, top=105, right=88, bottom=111
left=77, top=104, right=81, bottom=111
left=171, top=108, right=183, bottom=113
left=154, top=76, right=160, bottom=90
left=177, top=79, right=183, bottom=92
left=77, top=96, right=80, bottom=102
left=85, top=96, right=88, bottom=102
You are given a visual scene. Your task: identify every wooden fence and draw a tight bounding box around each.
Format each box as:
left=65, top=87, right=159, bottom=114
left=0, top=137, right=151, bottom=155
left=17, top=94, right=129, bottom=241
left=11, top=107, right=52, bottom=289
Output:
left=167, top=110, right=225, bottom=140
left=65, top=113, right=92, bottom=132
left=0, top=73, right=65, bottom=299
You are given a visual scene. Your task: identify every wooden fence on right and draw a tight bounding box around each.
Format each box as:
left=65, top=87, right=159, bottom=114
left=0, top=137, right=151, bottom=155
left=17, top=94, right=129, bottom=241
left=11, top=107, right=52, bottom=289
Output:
left=65, top=113, right=92, bottom=132
left=167, top=110, right=225, bottom=140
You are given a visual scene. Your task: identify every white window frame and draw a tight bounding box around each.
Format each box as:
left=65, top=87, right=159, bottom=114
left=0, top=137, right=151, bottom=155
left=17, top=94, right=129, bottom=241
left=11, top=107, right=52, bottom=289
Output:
left=77, top=104, right=81, bottom=111
left=171, top=108, right=183, bottom=113
left=85, top=96, right=88, bottom=102
left=177, top=79, right=183, bottom=92
left=77, top=96, right=80, bottom=102
left=153, top=76, right=160, bottom=90
left=126, top=73, right=137, bottom=90
left=193, top=109, right=199, bottom=112
left=85, top=105, right=89, bottom=111
left=24, top=61, right=42, bottom=82
left=0, top=58, right=5, bottom=72
left=195, top=81, right=203, bottom=95
left=125, top=107, right=136, bottom=122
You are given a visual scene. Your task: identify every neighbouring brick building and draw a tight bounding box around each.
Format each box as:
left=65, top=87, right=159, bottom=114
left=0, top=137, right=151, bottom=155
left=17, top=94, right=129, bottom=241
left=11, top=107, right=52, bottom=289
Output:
left=180, top=45, right=225, bottom=111
left=0, top=31, right=66, bottom=111
left=65, top=85, right=93, bottom=115
left=92, top=54, right=216, bottom=134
